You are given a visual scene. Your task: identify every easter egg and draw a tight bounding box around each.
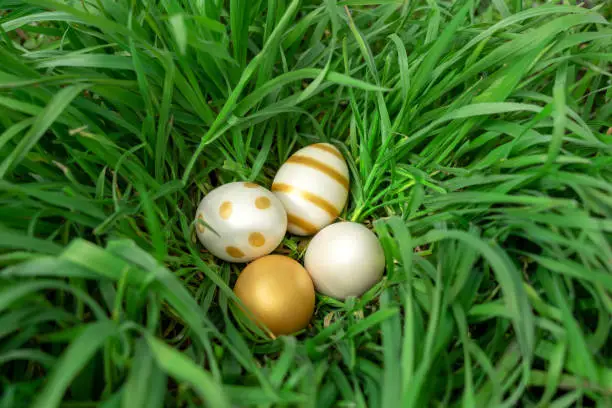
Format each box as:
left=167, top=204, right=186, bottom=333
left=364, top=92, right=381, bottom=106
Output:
left=195, top=182, right=287, bottom=262
left=304, top=222, right=385, bottom=300
left=272, top=143, right=349, bottom=236
left=233, top=255, right=315, bottom=336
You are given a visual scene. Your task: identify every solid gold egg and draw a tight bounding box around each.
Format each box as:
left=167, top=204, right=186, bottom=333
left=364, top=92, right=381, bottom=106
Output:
left=233, top=255, right=315, bottom=336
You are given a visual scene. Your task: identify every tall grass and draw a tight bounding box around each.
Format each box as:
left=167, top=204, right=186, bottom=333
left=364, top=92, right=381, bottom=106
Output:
left=1, top=0, right=611, bottom=407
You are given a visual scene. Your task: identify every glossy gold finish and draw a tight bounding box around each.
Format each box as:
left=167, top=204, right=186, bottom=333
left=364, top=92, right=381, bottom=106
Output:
left=311, top=143, right=343, bottom=160
left=285, top=155, right=349, bottom=189
left=226, top=246, right=244, bottom=258
left=233, top=255, right=315, bottom=336
left=286, top=213, right=318, bottom=235
left=219, top=201, right=233, bottom=219
left=255, top=196, right=271, bottom=209
left=248, top=232, right=266, bottom=247
left=271, top=183, right=339, bottom=219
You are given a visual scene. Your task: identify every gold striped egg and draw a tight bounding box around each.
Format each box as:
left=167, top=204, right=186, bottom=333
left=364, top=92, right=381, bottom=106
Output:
left=272, top=143, right=349, bottom=236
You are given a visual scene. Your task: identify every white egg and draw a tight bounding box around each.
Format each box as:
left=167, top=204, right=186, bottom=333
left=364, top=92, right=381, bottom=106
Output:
left=272, top=143, right=349, bottom=236
left=195, top=182, right=287, bottom=262
left=304, top=222, right=385, bottom=300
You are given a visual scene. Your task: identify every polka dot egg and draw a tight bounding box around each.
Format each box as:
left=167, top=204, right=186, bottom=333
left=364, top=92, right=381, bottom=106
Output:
left=195, top=182, right=287, bottom=262
left=272, top=143, right=349, bottom=236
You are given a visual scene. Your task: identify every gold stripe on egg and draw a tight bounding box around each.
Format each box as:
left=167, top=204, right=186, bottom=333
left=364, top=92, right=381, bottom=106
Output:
left=272, top=183, right=340, bottom=219
left=311, top=143, right=344, bottom=160
left=286, top=214, right=318, bottom=235
left=285, top=155, right=349, bottom=190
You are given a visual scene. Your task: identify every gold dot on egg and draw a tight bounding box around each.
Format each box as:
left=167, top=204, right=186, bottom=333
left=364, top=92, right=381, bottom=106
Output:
left=196, top=213, right=205, bottom=233
left=226, top=246, right=245, bottom=258
left=249, top=232, right=266, bottom=247
left=255, top=196, right=271, bottom=209
left=244, top=182, right=259, bottom=188
left=219, top=201, right=233, bottom=219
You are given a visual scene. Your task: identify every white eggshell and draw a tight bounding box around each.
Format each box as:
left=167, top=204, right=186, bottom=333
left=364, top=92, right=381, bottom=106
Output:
left=195, top=182, right=287, bottom=262
left=272, top=143, right=349, bottom=236
left=304, top=222, right=385, bottom=300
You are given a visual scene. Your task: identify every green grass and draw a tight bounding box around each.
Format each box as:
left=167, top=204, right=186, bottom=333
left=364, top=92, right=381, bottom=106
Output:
left=1, top=0, right=611, bottom=406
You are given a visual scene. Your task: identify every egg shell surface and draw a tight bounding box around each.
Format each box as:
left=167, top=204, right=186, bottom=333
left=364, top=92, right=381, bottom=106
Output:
left=233, top=255, right=315, bottom=336
left=195, top=182, right=287, bottom=262
left=304, top=222, right=385, bottom=300
left=272, top=143, right=349, bottom=236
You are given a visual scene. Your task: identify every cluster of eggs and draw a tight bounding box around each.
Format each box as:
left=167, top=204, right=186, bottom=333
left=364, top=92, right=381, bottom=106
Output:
left=195, top=143, right=385, bottom=336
